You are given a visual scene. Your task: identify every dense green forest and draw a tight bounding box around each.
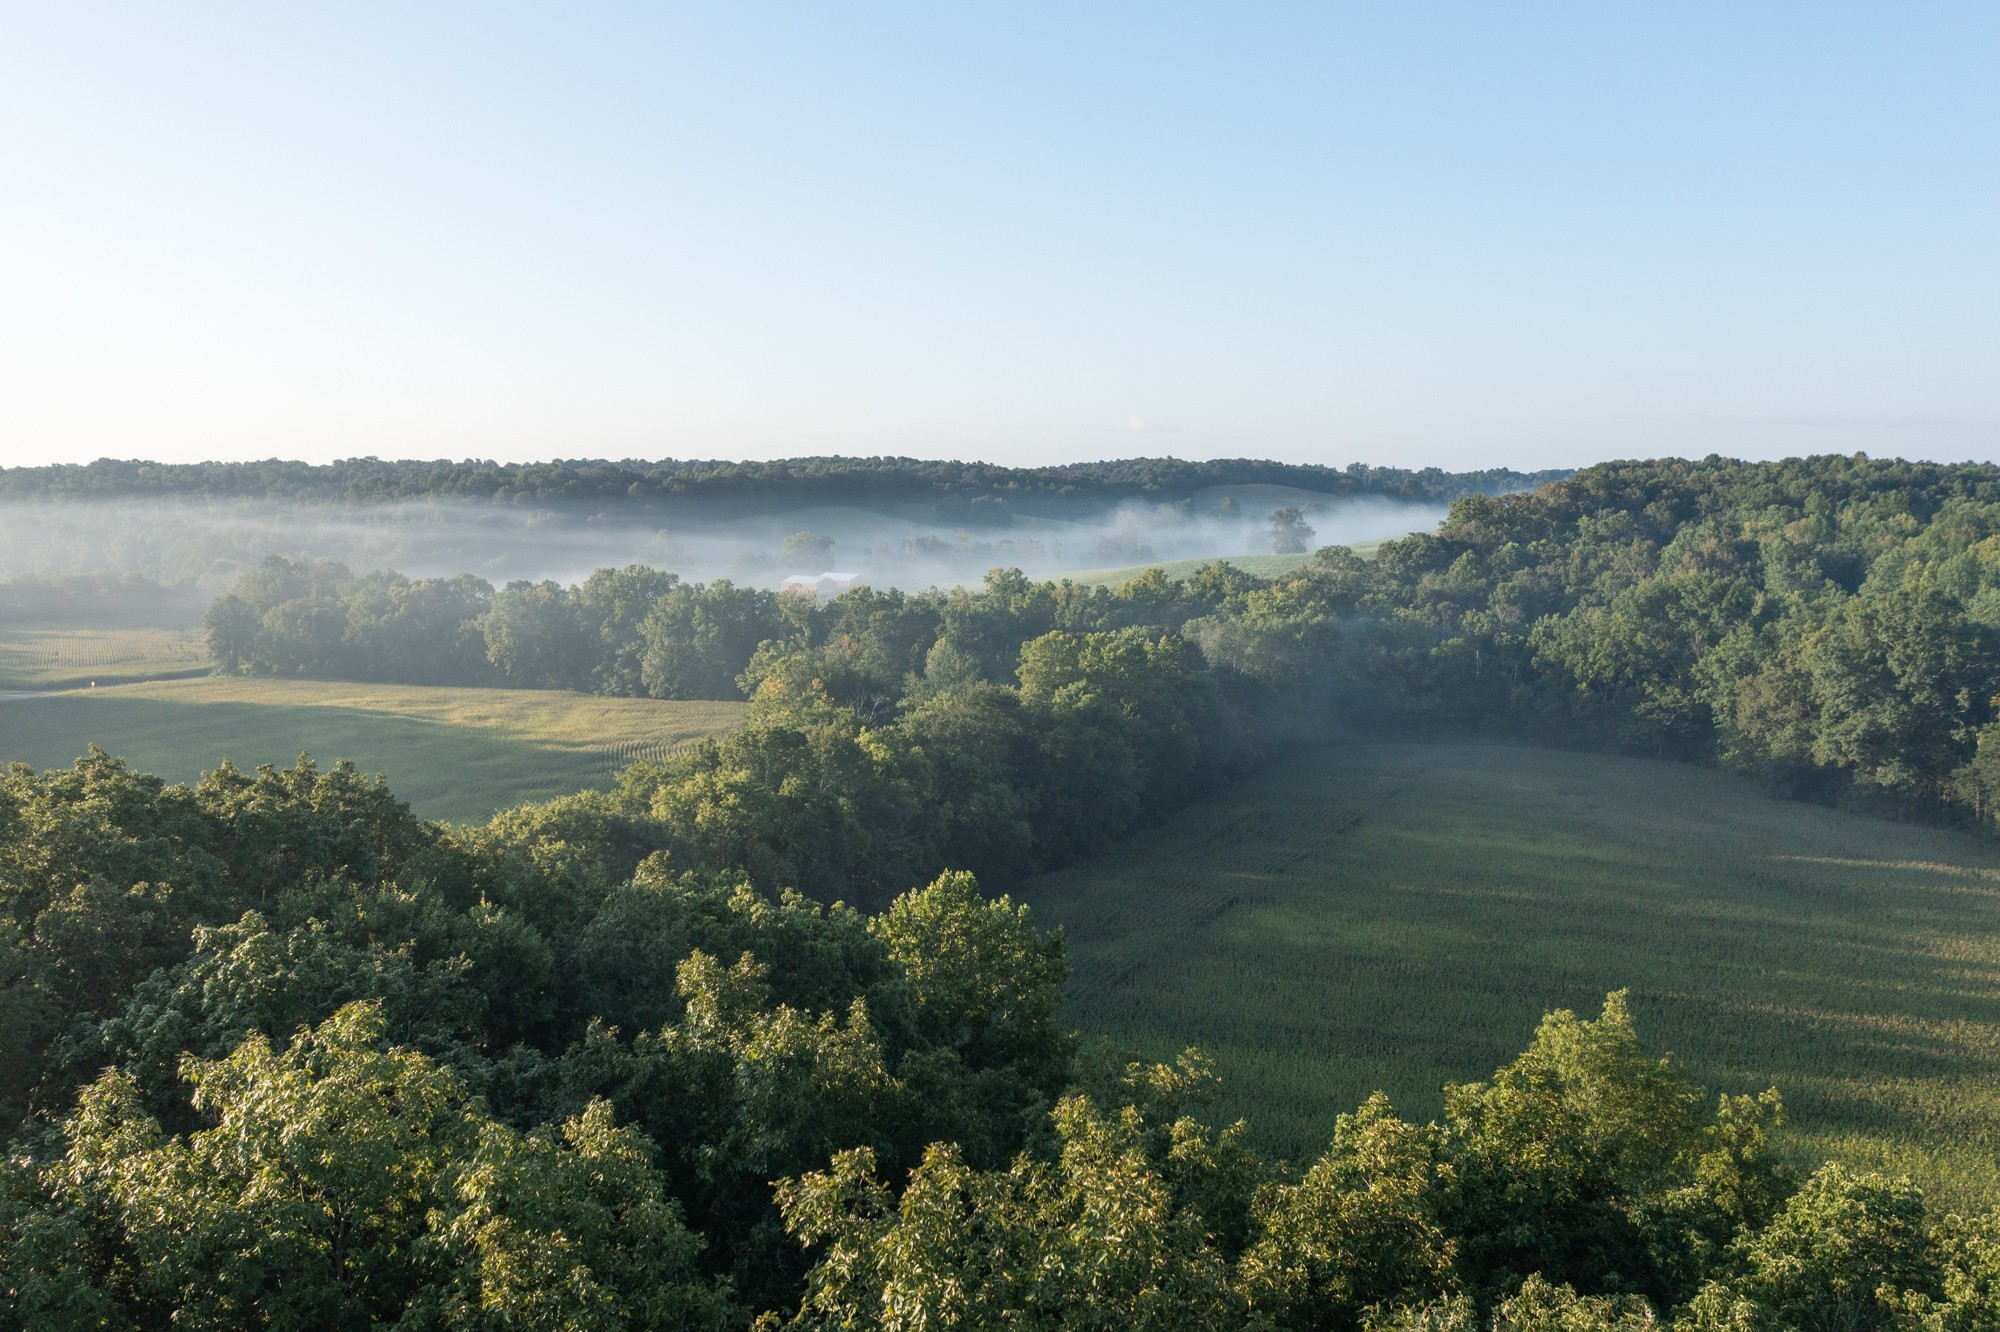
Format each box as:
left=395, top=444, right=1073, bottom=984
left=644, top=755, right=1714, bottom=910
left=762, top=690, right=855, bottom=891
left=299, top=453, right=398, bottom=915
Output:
left=200, top=556, right=1336, bottom=904
left=210, top=452, right=2000, bottom=834
left=12, top=451, right=2000, bottom=1324
left=5, top=751, right=1998, bottom=1328
left=1357, top=453, right=2000, bottom=824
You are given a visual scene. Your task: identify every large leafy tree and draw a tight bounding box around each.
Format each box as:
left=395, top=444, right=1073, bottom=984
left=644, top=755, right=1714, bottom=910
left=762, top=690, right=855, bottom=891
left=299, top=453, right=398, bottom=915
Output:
left=778, top=1096, right=1247, bottom=1332
left=47, top=1002, right=475, bottom=1327
left=1440, top=992, right=1788, bottom=1308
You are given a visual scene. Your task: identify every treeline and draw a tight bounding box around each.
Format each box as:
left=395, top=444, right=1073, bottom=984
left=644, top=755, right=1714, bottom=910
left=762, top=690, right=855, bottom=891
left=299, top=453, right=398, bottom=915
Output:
left=1337, top=453, right=2000, bottom=827
left=204, top=559, right=781, bottom=695
left=205, top=448, right=2000, bottom=890
left=205, top=555, right=1353, bottom=902
left=1, top=453, right=1564, bottom=507
left=207, top=550, right=1352, bottom=716
left=214, top=447, right=2000, bottom=843
left=4, top=751, right=1996, bottom=1328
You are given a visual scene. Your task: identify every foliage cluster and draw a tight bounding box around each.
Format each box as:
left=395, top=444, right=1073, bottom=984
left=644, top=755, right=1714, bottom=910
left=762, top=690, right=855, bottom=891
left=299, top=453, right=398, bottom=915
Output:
left=199, top=551, right=1335, bottom=706
left=4, top=747, right=1996, bottom=1326
left=200, top=558, right=1345, bottom=903
left=1337, top=454, right=2000, bottom=825
left=0, top=751, right=1076, bottom=1317
left=209, top=450, right=2000, bottom=847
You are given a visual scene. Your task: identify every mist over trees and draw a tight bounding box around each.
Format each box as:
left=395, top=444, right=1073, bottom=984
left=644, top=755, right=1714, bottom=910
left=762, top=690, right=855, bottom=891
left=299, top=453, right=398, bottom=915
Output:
left=1269, top=506, right=1316, bottom=554
left=0, top=455, right=1547, bottom=604
left=0, top=572, right=202, bottom=627
left=196, top=452, right=2000, bottom=838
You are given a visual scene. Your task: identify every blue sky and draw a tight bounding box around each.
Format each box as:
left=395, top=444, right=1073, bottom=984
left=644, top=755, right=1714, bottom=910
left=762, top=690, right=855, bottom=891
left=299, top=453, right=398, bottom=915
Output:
left=2, top=3, right=1994, bottom=471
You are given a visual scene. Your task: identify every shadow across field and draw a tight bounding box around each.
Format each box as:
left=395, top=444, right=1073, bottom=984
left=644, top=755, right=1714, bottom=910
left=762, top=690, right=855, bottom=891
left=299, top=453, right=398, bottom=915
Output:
left=1021, top=742, right=2000, bottom=1209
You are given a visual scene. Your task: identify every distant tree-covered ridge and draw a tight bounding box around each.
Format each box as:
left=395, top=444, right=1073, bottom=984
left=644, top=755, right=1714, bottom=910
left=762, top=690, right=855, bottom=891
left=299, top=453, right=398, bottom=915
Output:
left=4, top=748, right=1999, bottom=1328
left=207, top=450, right=2000, bottom=838
left=0, top=452, right=1564, bottom=507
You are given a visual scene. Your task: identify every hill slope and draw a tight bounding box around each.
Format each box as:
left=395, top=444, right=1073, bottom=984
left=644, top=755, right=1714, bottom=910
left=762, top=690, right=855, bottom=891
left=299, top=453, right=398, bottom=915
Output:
left=1020, top=742, right=2000, bottom=1209
left=0, top=677, right=743, bottom=823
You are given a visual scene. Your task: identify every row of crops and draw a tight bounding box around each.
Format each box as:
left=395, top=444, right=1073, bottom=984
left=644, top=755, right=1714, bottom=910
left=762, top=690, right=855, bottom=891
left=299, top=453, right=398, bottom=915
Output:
left=0, top=628, right=211, bottom=690
left=593, top=734, right=702, bottom=780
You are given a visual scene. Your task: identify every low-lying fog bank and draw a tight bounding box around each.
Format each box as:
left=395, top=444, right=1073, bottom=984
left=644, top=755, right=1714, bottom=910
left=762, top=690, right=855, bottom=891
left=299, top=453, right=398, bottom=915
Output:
left=0, top=489, right=1448, bottom=617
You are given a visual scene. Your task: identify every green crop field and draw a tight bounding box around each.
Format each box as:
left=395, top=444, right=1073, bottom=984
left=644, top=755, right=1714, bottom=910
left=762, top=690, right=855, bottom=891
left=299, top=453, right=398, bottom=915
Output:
left=1021, top=742, right=2000, bottom=1211
left=0, top=626, right=211, bottom=690
left=0, top=677, right=744, bottom=824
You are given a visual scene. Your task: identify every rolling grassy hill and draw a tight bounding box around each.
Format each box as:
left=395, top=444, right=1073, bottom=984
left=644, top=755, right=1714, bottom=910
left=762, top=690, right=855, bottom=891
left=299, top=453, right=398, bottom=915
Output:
left=0, top=677, right=744, bottom=823
left=1020, top=742, right=2000, bottom=1210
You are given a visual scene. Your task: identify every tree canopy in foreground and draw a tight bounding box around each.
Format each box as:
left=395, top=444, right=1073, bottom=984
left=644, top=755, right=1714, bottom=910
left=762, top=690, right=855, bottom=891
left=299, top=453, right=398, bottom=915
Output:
left=2, top=750, right=1998, bottom=1328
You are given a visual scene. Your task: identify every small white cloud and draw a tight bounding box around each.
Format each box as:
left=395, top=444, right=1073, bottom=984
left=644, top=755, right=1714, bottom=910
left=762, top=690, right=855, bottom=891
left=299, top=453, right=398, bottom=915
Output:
left=1121, top=415, right=1181, bottom=434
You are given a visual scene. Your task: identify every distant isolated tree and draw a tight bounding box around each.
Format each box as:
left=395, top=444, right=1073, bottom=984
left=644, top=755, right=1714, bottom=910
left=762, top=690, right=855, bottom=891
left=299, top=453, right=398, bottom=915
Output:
left=1268, top=507, right=1315, bottom=555
left=783, top=531, right=836, bottom=568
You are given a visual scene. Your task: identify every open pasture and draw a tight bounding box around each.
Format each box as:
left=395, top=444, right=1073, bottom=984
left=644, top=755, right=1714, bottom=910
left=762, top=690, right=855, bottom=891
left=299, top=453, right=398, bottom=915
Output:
left=0, top=676, right=743, bottom=823
left=0, top=626, right=210, bottom=690
left=1023, top=742, right=2000, bottom=1210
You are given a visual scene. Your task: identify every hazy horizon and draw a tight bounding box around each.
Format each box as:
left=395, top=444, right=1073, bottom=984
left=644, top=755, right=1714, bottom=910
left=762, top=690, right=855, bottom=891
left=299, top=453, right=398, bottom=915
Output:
left=0, top=489, right=1451, bottom=600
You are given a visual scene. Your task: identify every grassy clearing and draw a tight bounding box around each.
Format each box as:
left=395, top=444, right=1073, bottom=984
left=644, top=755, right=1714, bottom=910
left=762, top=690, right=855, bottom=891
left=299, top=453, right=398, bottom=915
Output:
left=0, top=676, right=743, bottom=824
left=0, top=626, right=210, bottom=690
left=1021, top=742, right=2000, bottom=1210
